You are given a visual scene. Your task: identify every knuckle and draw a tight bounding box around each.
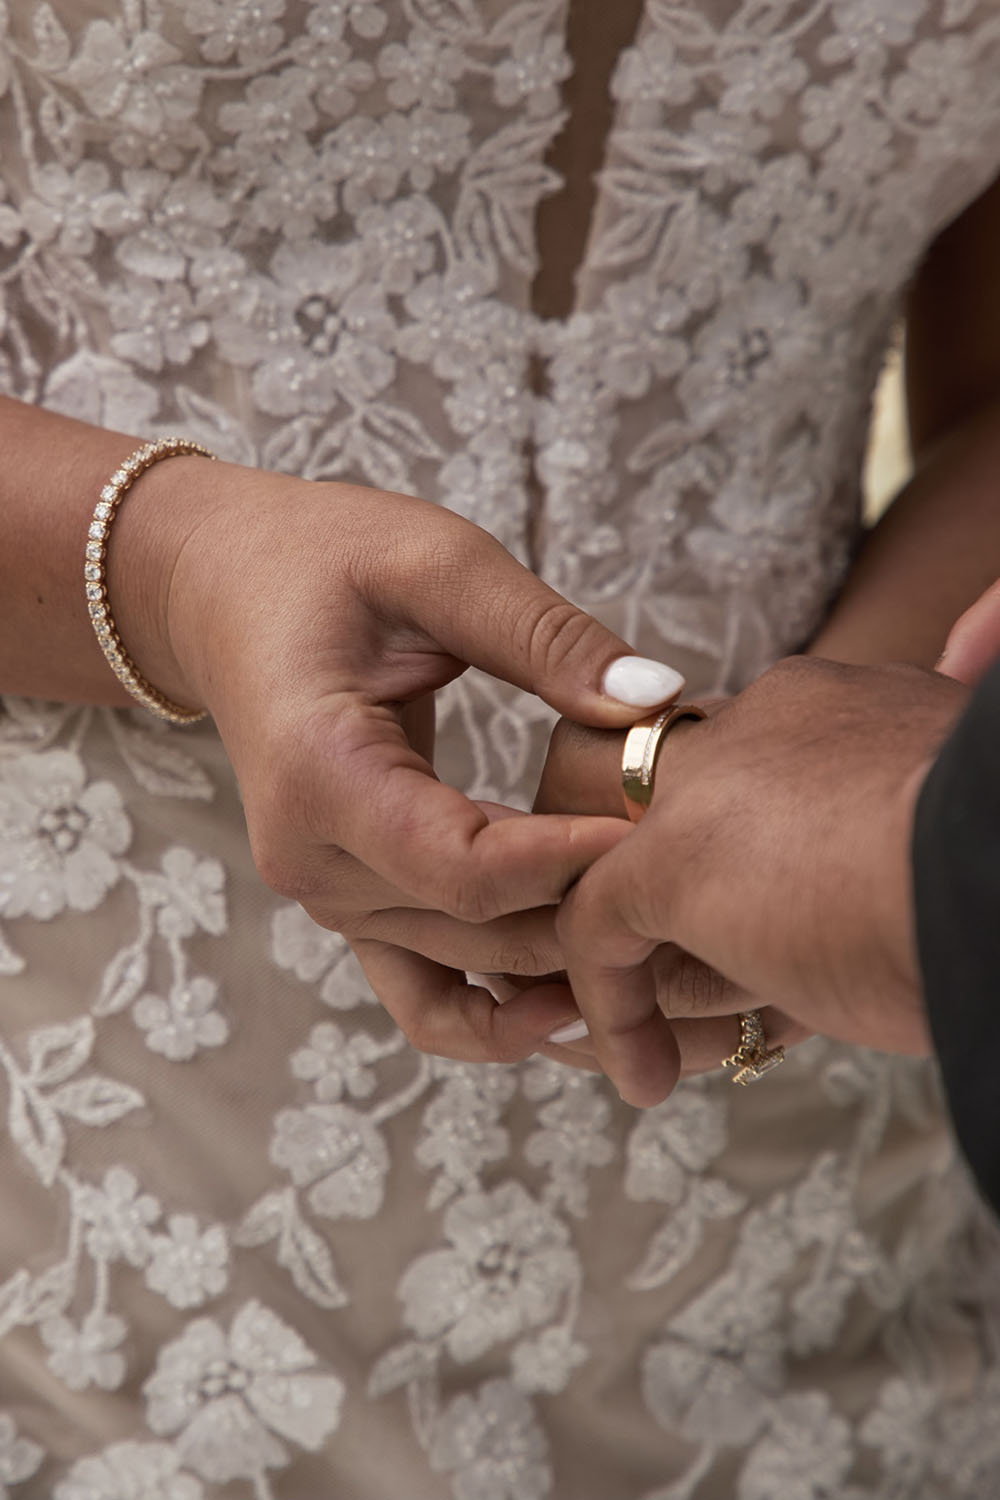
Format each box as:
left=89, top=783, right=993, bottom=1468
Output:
left=758, top=653, right=835, bottom=697
left=251, top=844, right=316, bottom=903
left=520, top=598, right=600, bottom=679
left=333, top=910, right=373, bottom=941
left=489, top=939, right=550, bottom=978
left=436, top=873, right=502, bottom=925
left=304, top=902, right=353, bottom=936
left=654, top=949, right=729, bottom=1016
left=362, top=504, right=482, bottom=604
left=467, top=1004, right=529, bottom=1064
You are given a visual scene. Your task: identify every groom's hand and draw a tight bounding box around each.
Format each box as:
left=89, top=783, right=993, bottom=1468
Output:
left=533, top=719, right=630, bottom=819
left=526, top=704, right=797, bottom=1087
left=551, top=658, right=966, bottom=1104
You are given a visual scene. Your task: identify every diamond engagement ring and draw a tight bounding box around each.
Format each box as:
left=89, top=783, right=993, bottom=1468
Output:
left=722, top=1010, right=785, bottom=1085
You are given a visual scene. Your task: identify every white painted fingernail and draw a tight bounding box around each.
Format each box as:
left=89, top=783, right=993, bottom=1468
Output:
left=547, top=1018, right=590, bottom=1045
left=602, top=656, right=685, bottom=707
left=468, top=972, right=520, bottom=1003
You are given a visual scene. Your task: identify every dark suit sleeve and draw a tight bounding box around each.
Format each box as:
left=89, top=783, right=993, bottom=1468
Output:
left=913, top=655, right=1000, bottom=1216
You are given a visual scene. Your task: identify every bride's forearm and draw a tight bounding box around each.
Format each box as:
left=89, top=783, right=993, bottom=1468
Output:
left=0, top=395, right=207, bottom=706
left=808, top=391, right=1000, bottom=668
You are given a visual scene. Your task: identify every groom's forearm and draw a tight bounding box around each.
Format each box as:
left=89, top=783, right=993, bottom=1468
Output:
left=809, top=391, right=1000, bottom=668
left=811, top=170, right=1000, bottom=670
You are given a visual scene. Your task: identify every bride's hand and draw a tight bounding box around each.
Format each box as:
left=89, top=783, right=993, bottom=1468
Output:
left=116, top=458, right=684, bottom=1062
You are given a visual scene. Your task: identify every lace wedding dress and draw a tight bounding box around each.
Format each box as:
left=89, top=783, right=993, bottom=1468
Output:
left=3, top=3, right=1000, bottom=1496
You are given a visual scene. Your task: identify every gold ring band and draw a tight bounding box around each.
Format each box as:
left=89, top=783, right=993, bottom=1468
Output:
left=621, top=704, right=706, bottom=822
left=722, top=1009, right=785, bottom=1085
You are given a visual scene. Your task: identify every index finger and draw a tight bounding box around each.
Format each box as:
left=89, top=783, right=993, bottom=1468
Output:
left=289, top=699, right=633, bottom=919
left=555, top=829, right=680, bottom=1106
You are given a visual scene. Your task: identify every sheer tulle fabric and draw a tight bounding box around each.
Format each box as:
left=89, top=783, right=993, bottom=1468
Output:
left=2, top=2, right=1000, bottom=1495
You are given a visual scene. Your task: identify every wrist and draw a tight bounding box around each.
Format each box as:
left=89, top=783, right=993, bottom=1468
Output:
left=106, top=452, right=225, bottom=715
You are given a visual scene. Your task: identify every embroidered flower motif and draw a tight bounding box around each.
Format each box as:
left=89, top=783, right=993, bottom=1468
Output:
left=399, top=269, right=521, bottom=382
left=3, top=2, right=1000, bottom=1494
left=677, top=276, right=816, bottom=432
left=270, top=904, right=377, bottom=1008
left=189, top=249, right=256, bottom=319
left=108, top=277, right=210, bottom=371
left=53, top=1441, right=204, bottom=1500
left=385, top=108, right=472, bottom=194
left=429, top=1379, right=551, bottom=1500
left=612, top=31, right=695, bottom=108
left=302, top=0, right=386, bottom=44
left=213, top=239, right=395, bottom=417
left=356, top=197, right=438, bottom=295
left=182, top=0, right=285, bottom=64
left=586, top=277, right=689, bottom=399
left=416, top=1070, right=513, bottom=1198
left=816, top=100, right=894, bottom=184
left=145, top=1216, right=230, bottom=1309
left=399, top=1182, right=578, bottom=1362
left=322, top=116, right=401, bottom=212
left=859, top=1377, right=935, bottom=1486
left=927, top=1366, right=1000, bottom=1494
left=510, top=1327, right=587, bottom=1396
left=889, top=34, right=979, bottom=124
left=0, top=1414, right=43, bottom=1499
left=444, top=361, right=532, bottom=441
left=78, top=1166, right=161, bottom=1266
left=143, top=1300, right=344, bottom=1483
left=236, top=140, right=341, bottom=238
left=64, top=22, right=202, bottom=135
left=218, top=70, right=317, bottom=150
left=93, top=169, right=230, bottom=281
left=718, top=44, right=809, bottom=120
left=523, top=1072, right=614, bottom=1218
left=641, top=1333, right=775, bottom=1449
left=152, top=848, right=226, bottom=940
left=42, top=352, right=160, bottom=434
left=270, top=1103, right=389, bottom=1218
left=133, top=976, right=229, bottom=1061
left=20, top=161, right=111, bottom=257
left=41, top=1312, right=127, bottom=1393
left=377, top=33, right=465, bottom=111
left=288, top=35, right=374, bottom=121
left=821, top=0, right=927, bottom=65
left=494, top=32, right=570, bottom=117
left=799, top=70, right=878, bottom=153
left=291, top=1022, right=382, bottom=1101
left=625, top=1088, right=729, bottom=1205
left=739, top=1393, right=853, bottom=1500
left=0, top=750, right=130, bottom=920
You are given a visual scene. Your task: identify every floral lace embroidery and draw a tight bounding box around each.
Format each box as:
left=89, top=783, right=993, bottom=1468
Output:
left=2, top=1, right=1000, bottom=1496
left=0, top=1416, right=43, bottom=1500
left=143, top=1300, right=345, bottom=1484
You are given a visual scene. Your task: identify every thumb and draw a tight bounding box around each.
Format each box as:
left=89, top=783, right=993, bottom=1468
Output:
left=937, top=579, right=1000, bottom=685
left=411, top=529, right=685, bottom=726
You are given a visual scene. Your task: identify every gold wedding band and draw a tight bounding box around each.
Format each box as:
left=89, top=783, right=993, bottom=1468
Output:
left=621, top=704, right=707, bottom=822
left=722, top=1010, right=785, bottom=1085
